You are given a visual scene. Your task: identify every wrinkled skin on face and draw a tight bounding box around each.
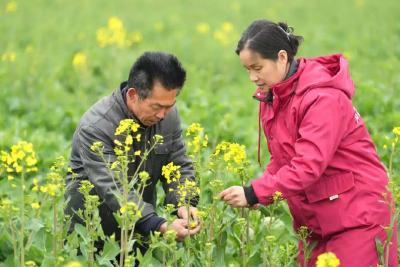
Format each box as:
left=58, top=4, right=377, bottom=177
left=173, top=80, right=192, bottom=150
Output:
left=126, top=80, right=178, bottom=126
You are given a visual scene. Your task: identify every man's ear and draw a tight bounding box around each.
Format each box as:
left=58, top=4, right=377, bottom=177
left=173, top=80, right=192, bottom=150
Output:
left=126, top=88, right=137, bottom=100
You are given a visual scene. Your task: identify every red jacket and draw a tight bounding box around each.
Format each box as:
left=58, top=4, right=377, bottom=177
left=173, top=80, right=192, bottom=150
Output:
left=251, top=54, right=391, bottom=238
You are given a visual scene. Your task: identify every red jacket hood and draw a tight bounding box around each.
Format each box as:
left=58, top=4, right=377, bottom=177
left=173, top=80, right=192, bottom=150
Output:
left=295, top=54, right=355, bottom=99
left=253, top=54, right=355, bottom=102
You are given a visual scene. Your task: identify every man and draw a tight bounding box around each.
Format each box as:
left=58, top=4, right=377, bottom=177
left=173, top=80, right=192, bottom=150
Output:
left=65, top=52, right=200, bottom=248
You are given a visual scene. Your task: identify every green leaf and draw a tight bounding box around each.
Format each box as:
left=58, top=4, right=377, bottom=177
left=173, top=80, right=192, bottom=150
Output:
left=375, top=237, right=385, bottom=265
left=26, top=218, right=45, bottom=232
left=96, top=239, right=120, bottom=266
left=75, top=223, right=89, bottom=244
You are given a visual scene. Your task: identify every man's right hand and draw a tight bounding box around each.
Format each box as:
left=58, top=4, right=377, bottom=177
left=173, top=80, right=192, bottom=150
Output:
left=159, top=219, right=201, bottom=242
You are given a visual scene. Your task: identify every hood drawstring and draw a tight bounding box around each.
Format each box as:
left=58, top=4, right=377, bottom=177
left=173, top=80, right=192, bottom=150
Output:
left=257, top=103, right=262, bottom=167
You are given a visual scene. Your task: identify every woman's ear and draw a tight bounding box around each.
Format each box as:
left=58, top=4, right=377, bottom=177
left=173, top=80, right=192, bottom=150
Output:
left=277, top=50, right=288, bottom=64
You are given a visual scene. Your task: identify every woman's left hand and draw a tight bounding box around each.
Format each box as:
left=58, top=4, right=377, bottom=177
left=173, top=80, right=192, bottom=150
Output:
left=219, top=186, right=248, bottom=208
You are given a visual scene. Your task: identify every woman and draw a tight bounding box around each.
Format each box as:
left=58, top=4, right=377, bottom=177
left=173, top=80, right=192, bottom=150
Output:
left=219, top=19, right=398, bottom=266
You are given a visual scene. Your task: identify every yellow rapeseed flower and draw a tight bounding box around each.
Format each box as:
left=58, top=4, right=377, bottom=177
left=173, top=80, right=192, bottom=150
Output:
left=222, top=22, right=234, bottom=33
left=63, top=261, right=84, bottom=267
left=1, top=51, right=16, bottom=62
left=72, top=52, right=87, bottom=70
left=316, top=252, right=340, bottom=267
left=162, top=162, right=181, bottom=184
left=32, top=178, right=39, bottom=191
left=272, top=191, right=283, bottom=202
left=128, top=31, right=143, bottom=45
left=343, top=51, right=352, bottom=60
left=177, top=179, right=200, bottom=206
left=115, top=119, right=136, bottom=135
left=90, top=141, right=104, bottom=153
left=125, top=135, right=133, bottom=145
left=24, top=261, right=38, bottom=267
left=154, top=134, right=164, bottom=143
left=186, top=123, right=203, bottom=136
left=120, top=202, right=142, bottom=219
left=114, top=139, right=123, bottom=147
left=26, top=156, right=37, bottom=166
left=213, top=30, right=229, bottom=46
left=97, top=16, right=127, bottom=48
left=214, top=141, right=246, bottom=173
left=139, top=171, right=150, bottom=183
left=108, top=16, right=124, bottom=31
left=31, top=202, right=40, bottom=209
left=5, top=1, right=17, bottom=13
left=213, top=22, right=237, bottom=47
left=40, top=184, right=59, bottom=197
left=186, top=122, right=208, bottom=154
left=1, top=141, right=38, bottom=174
left=196, top=22, right=210, bottom=34
left=354, top=0, right=365, bottom=8
left=393, top=127, right=400, bottom=136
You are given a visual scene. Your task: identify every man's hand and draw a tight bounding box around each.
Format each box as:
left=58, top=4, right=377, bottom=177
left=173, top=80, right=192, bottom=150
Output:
left=219, top=186, right=248, bottom=208
left=177, top=206, right=198, bottom=222
left=159, top=219, right=201, bottom=242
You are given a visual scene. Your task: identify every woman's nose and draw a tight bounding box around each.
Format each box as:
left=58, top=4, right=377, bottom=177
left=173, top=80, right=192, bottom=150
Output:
left=249, top=70, right=258, bottom=83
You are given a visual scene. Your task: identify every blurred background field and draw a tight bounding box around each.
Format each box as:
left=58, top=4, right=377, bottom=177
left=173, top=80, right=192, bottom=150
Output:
left=0, top=0, right=399, bottom=264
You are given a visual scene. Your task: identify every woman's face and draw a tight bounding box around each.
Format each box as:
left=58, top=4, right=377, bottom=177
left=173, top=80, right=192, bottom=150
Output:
left=239, top=48, right=289, bottom=91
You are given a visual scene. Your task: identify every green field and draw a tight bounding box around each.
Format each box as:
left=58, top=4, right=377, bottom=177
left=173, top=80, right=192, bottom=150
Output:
left=1, top=0, right=399, bottom=266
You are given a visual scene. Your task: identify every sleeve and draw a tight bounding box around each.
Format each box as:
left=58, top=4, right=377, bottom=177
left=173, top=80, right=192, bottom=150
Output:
left=78, top=125, right=165, bottom=234
left=160, top=110, right=198, bottom=208
left=266, top=154, right=279, bottom=175
left=251, top=91, right=350, bottom=205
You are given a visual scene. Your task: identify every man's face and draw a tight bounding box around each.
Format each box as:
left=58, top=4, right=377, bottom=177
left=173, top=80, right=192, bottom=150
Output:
left=126, top=81, right=178, bottom=126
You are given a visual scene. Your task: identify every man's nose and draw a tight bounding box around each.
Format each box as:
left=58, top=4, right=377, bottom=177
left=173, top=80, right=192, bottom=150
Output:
left=155, top=109, right=167, bottom=119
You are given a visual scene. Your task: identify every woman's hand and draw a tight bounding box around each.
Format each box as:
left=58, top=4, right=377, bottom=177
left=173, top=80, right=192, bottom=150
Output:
left=219, top=186, right=248, bottom=208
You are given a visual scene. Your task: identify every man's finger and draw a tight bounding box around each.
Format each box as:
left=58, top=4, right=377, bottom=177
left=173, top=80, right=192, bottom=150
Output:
left=188, top=225, right=201, bottom=235
left=190, top=208, right=198, bottom=221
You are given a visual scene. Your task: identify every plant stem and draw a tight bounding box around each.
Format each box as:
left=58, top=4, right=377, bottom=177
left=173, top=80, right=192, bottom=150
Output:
left=20, top=172, right=25, bottom=266
left=9, top=221, right=18, bottom=261
left=53, top=199, right=58, bottom=259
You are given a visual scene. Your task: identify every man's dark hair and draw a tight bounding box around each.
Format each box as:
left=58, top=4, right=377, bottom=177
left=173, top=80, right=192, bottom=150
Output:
left=127, top=52, right=186, bottom=99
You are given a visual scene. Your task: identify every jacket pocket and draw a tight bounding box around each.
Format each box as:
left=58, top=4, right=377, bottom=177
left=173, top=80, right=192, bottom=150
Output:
left=154, top=135, right=172, bottom=155
left=305, top=171, right=355, bottom=203
left=303, top=171, right=357, bottom=237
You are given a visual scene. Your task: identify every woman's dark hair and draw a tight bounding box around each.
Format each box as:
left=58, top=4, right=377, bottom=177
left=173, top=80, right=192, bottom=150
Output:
left=127, top=51, right=186, bottom=99
left=235, top=19, right=303, bottom=63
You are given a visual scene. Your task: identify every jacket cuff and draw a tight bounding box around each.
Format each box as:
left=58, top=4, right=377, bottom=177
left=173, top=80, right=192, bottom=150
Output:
left=135, top=214, right=167, bottom=236
left=243, top=185, right=259, bottom=206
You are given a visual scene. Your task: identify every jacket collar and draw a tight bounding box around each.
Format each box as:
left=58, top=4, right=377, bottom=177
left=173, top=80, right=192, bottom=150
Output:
left=252, top=59, right=302, bottom=103
left=269, top=59, right=301, bottom=100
